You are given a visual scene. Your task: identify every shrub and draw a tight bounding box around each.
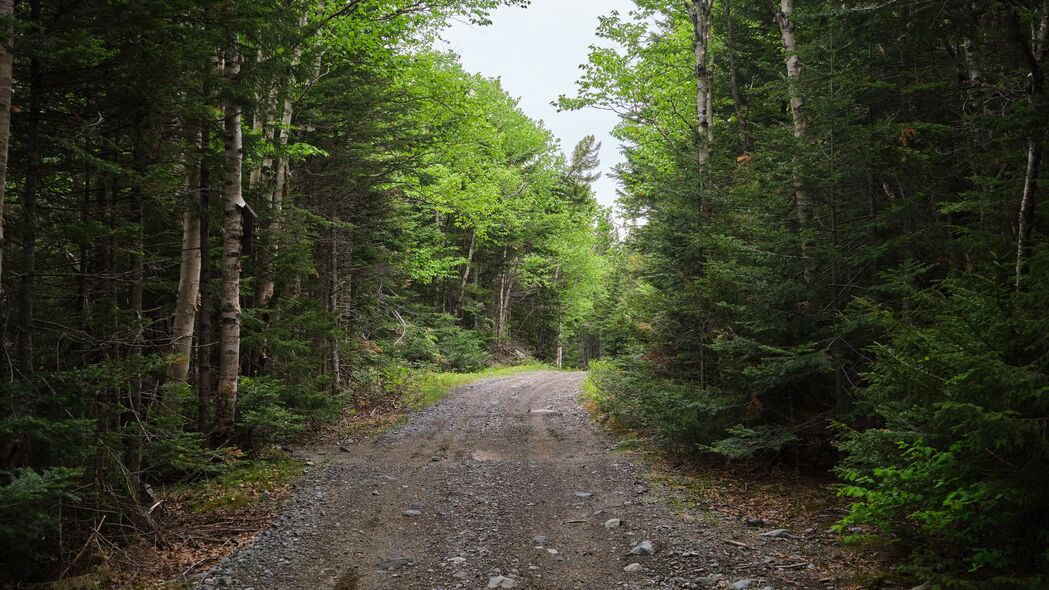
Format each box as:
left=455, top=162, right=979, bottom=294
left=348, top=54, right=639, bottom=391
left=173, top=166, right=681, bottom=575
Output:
left=236, top=377, right=307, bottom=447
left=835, top=270, right=1049, bottom=587
left=586, top=358, right=729, bottom=450
left=0, top=467, right=82, bottom=580
left=434, top=324, right=489, bottom=372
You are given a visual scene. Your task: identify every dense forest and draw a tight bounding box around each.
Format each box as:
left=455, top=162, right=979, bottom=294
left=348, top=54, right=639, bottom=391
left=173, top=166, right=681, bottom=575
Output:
left=0, top=0, right=1047, bottom=588
left=567, top=0, right=1049, bottom=587
left=0, top=0, right=611, bottom=583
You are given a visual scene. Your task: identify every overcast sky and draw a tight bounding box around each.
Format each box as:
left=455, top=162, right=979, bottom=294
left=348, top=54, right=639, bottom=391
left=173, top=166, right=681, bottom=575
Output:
left=439, top=0, right=636, bottom=213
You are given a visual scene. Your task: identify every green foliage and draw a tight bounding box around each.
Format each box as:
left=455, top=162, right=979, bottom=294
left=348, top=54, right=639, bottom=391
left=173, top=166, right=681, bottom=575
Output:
left=170, top=458, right=302, bottom=514
left=414, top=363, right=551, bottom=408
left=586, top=359, right=729, bottom=450
left=0, top=467, right=82, bottom=579
left=834, top=269, right=1049, bottom=586
left=568, top=0, right=1049, bottom=584
left=434, top=323, right=490, bottom=372
left=237, top=377, right=313, bottom=448
left=704, top=425, right=801, bottom=462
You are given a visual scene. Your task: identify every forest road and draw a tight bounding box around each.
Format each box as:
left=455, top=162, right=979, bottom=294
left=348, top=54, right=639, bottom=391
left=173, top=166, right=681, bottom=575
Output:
left=200, top=371, right=851, bottom=590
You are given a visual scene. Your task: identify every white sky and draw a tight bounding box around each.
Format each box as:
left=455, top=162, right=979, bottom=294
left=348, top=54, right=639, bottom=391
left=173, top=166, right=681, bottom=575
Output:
left=439, top=0, right=637, bottom=213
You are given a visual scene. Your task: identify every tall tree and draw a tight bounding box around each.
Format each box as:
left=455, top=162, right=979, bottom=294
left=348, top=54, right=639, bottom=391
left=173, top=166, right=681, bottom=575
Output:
left=0, top=0, right=13, bottom=306
left=216, top=38, right=245, bottom=442
left=687, top=0, right=715, bottom=164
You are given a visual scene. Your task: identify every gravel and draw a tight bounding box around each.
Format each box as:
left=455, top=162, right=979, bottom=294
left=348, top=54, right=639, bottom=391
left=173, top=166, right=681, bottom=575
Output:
left=193, top=371, right=856, bottom=589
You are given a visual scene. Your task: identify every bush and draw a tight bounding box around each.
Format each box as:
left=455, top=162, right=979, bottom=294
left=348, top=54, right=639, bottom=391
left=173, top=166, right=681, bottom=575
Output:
left=382, top=311, right=491, bottom=373
left=835, top=270, right=1049, bottom=587
left=0, top=467, right=82, bottom=580
left=434, top=324, right=489, bottom=372
left=236, top=377, right=307, bottom=447
left=586, top=358, right=729, bottom=450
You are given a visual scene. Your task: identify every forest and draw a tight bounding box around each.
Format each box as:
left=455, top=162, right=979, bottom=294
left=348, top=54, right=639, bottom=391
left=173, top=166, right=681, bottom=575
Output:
left=0, top=0, right=1046, bottom=588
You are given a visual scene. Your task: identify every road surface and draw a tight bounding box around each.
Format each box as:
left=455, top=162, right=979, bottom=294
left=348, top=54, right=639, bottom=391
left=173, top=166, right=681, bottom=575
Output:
left=198, top=371, right=856, bottom=589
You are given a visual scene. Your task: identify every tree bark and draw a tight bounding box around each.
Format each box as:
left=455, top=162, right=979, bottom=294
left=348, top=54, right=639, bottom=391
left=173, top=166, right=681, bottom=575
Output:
left=495, top=247, right=516, bottom=341
left=215, top=44, right=245, bottom=442
left=328, top=220, right=341, bottom=393
left=687, top=0, right=715, bottom=165
left=256, top=20, right=307, bottom=308
left=0, top=0, right=13, bottom=309
left=168, top=128, right=203, bottom=384
left=774, top=0, right=815, bottom=282
left=724, top=0, right=749, bottom=152
left=452, top=229, right=475, bottom=318
left=19, top=0, right=41, bottom=379
left=197, top=121, right=213, bottom=434
left=124, top=116, right=147, bottom=492
left=556, top=318, right=563, bottom=369
left=1015, top=2, right=1048, bottom=290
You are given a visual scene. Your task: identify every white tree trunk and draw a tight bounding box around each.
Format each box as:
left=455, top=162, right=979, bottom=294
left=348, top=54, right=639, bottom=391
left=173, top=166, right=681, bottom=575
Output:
left=1015, top=2, right=1048, bottom=289
left=775, top=0, right=815, bottom=281
left=167, top=131, right=203, bottom=384
left=556, top=318, right=563, bottom=369
left=687, top=0, right=714, bottom=165
left=216, top=44, right=244, bottom=440
left=257, top=12, right=309, bottom=308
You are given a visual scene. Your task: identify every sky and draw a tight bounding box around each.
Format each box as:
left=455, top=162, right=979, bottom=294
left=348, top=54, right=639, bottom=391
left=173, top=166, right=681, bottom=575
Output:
left=439, top=0, right=637, bottom=213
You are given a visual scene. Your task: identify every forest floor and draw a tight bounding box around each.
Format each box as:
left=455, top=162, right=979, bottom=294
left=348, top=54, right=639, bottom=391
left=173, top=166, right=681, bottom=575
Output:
left=180, top=370, right=886, bottom=590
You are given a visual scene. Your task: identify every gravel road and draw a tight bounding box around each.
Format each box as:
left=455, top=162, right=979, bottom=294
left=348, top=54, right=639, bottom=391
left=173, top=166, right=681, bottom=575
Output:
left=197, top=371, right=856, bottom=590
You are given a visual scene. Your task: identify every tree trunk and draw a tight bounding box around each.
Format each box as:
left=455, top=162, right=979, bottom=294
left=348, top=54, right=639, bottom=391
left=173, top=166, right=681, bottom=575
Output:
left=556, top=317, right=563, bottom=369
left=1015, top=2, right=1048, bottom=290
left=215, top=44, right=244, bottom=443
left=724, top=0, right=749, bottom=153
left=452, top=229, right=475, bottom=318
left=197, top=121, right=213, bottom=434
left=124, top=117, right=147, bottom=493
left=774, top=0, right=815, bottom=282
left=19, top=0, right=41, bottom=380
left=687, top=0, right=714, bottom=165
left=256, top=34, right=304, bottom=309
left=328, top=221, right=341, bottom=393
left=495, top=248, right=517, bottom=341
left=168, top=128, right=203, bottom=384
left=1016, top=138, right=1045, bottom=291
left=0, top=0, right=13, bottom=308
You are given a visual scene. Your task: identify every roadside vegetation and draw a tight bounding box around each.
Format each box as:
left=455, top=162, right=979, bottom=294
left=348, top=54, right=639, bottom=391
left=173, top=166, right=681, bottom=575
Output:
left=1, top=0, right=1047, bottom=588
left=0, top=0, right=607, bottom=583
left=563, top=2, right=1049, bottom=587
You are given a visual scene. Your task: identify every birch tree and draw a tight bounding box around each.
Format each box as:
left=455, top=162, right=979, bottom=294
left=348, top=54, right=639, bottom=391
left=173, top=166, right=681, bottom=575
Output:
left=687, top=0, right=715, bottom=165
left=216, top=40, right=245, bottom=441
left=167, top=128, right=203, bottom=385
left=774, top=0, right=814, bottom=282
left=1015, top=0, right=1048, bottom=289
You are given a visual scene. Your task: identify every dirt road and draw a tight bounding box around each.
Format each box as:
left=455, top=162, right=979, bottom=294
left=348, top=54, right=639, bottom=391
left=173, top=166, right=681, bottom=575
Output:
left=198, top=371, right=857, bottom=589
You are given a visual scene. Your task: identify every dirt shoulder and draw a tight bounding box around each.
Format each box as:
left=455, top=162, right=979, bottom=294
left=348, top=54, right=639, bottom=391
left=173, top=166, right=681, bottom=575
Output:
left=193, top=370, right=880, bottom=590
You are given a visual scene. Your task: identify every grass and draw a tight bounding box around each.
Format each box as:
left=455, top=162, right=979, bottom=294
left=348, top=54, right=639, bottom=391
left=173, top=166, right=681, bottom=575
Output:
left=413, top=362, right=554, bottom=408
left=167, top=455, right=303, bottom=514
left=330, top=362, right=557, bottom=441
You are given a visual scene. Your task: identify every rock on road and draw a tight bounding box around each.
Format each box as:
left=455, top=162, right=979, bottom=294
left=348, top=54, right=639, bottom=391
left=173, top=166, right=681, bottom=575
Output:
left=199, top=371, right=851, bottom=589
